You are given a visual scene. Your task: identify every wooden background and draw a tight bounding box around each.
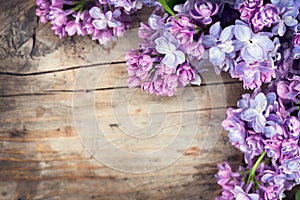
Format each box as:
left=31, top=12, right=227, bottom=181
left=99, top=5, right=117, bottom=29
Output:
left=0, top=1, right=250, bottom=199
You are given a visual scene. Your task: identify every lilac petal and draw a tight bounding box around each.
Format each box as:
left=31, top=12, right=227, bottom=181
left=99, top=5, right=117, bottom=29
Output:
left=277, top=81, right=289, bottom=99
left=283, top=8, right=299, bottom=18
left=228, top=131, right=244, bottom=143
left=251, top=35, right=274, bottom=51
left=155, top=37, right=172, bottom=54
left=264, top=126, right=276, bottom=138
left=162, top=53, right=176, bottom=67
left=234, top=24, right=251, bottom=42
left=245, top=44, right=264, bottom=62
left=233, top=40, right=245, bottom=51
left=266, top=92, right=276, bottom=105
left=191, top=74, right=201, bottom=85
left=278, top=22, right=286, bottom=36
left=209, top=46, right=225, bottom=66
left=261, top=173, right=274, bottom=182
left=92, top=19, right=107, bottom=29
left=105, top=11, right=112, bottom=20
left=241, top=47, right=255, bottom=63
left=89, top=7, right=102, bottom=19
left=107, top=20, right=121, bottom=28
left=128, top=76, right=140, bottom=88
left=285, top=16, right=298, bottom=26
left=202, top=35, right=217, bottom=47
left=248, top=194, right=260, bottom=200
left=65, top=21, right=77, bottom=36
left=112, top=9, right=121, bottom=18
left=209, top=22, right=222, bottom=39
left=219, top=25, right=234, bottom=42
left=241, top=109, right=258, bottom=121
left=174, top=50, right=185, bottom=65
left=148, top=14, right=163, bottom=30
left=254, top=115, right=266, bottom=132
left=253, top=93, right=267, bottom=110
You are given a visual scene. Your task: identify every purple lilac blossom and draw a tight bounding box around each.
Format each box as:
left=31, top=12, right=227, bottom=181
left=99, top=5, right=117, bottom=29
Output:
left=234, top=20, right=274, bottom=63
left=240, top=92, right=268, bottom=133
left=234, top=61, right=276, bottom=90
left=239, top=0, right=263, bottom=22
left=251, top=4, right=280, bottom=32
left=190, top=0, right=219, bottom=25
left=154, top=33, right=185, bottom=68
left=36, top=0, right=148, bottom=44
left=202, top=22, right=235, bottom=66
left=272, top=8, right=299, bottom=36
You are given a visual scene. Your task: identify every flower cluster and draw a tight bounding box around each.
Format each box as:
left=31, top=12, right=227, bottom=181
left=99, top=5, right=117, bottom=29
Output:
left=36, top=0, right=152, bottom=45
left=125, top=0, right=300, bottom=95
left=219, top=77, right=300, bottom=199
left=125, top=13, right=202, bottom=96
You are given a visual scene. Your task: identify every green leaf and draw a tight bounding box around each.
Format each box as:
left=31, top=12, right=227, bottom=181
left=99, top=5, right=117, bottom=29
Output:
left=158, top=0, right=178, bottom=19
left=296, top=189, right=300, bottom=200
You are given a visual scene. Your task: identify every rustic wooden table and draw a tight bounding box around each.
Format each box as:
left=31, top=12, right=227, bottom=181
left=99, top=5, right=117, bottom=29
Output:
left=0, top=1, right=246, bottom=199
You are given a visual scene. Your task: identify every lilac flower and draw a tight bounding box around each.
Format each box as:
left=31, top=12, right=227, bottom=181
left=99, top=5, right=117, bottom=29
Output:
left=89, top=7, right=122, bottom=30
left=215, top=162, right=233, bottom=187
left=234, top=20, right=274, bottom=63
left=281, top=139, right=299, bottom=157
left=222, top=112, right=247, bottom=148
left=263, top=185, right=281, bottom=200
left=251, top=4, right=280, bottom=32
left=128, top=76, right=141, bottom=88
left=167, top=16, right=195, bottom=47
left=231, top=186, right=260, bottom=200
left=264, top=136, right=282, bottom=160
left=282, top=157, right=300, bottom=182
left=36, top=0, right=51, bottom=23
left=271, top=0, right=294, bottom=10
left=202, top=22, right=235, bottom=66
left=154, top=33, right=185, bottom=68
left=277, top=80, right=300, bottom=101
left=293, top=33, right=300, bottom=45
left=125, top=49, right=153, bottom=84
left=272, top=8, right=299, bottom=36
left=141, top=14, right=166, bottom=42
left=241, top=93, right=267, bottom=132
left=107, top=0, right=143, bottom=13
left=239, top=0, right=263, bottom=21
left=235, top=61, right=276, bottom=90
left=186, top=40, right=205, bottom=60
left=241, top=134, right=264, bottom=164
left=176, top=63, right=197, bottom=86
left=65, top=11, right=87, bottom=36
left=284, top=117, right=300, bottom=139
left=174, top=0, right=195, bottom=15
left=190, top=0, right=219, bottom=25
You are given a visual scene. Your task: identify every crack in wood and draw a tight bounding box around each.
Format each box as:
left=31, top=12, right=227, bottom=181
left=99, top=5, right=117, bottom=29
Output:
left=0, top=93, right=55, bottom=97
left=0, top=61, right=126, bottom=76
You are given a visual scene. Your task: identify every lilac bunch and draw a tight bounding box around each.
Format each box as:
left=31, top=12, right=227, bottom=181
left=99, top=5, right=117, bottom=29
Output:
left=125, top=12, right=202, bottom=96
left=219, top=79, right=300, bottom=199
left=124, top=0, right=300, bottom=96
left=36, top=0, right=151, bottom=45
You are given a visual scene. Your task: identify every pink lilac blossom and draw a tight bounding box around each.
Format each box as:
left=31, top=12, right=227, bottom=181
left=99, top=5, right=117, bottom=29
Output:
left=36, top=0, right=147, bottom=44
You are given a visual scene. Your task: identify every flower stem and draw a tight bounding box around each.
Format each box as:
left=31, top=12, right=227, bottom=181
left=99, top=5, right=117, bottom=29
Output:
left=248, top=151, right=266, bottom=183
left=72, top=0, right=88, bottom=12
left=158, top=0, right=179, bottom=19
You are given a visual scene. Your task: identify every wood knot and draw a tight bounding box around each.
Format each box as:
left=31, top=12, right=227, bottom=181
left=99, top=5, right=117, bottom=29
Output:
left=184, top=147, right=201, bottom=157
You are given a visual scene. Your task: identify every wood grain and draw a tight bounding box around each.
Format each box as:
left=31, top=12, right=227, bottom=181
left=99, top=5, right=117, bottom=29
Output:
left=0, top=1, right=245, bottom=200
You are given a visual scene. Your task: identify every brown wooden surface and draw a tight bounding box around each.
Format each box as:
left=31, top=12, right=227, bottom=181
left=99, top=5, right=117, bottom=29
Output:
left=0, top=1, right=245, bottom=199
